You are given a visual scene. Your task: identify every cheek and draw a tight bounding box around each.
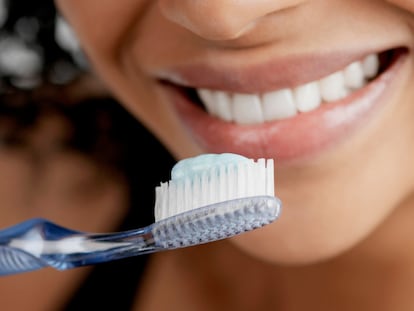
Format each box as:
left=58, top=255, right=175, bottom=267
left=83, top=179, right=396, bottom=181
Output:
left=387, top=0, right=414, bottom=13
left=54, top=0, right=146, bottom=63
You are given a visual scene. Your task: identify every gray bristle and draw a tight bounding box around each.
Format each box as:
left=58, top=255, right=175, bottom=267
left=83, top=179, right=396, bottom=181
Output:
left=152, top=196, right=281, bottom=249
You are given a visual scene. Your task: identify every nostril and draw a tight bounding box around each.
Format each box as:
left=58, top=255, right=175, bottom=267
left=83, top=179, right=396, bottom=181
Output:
left=158, top=1, right=254, bottom=41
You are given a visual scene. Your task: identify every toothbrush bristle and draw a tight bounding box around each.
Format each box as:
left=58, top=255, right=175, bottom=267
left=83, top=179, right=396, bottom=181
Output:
left=154, top=159, right=275, bottom=221
left=152, top=196, right=281, bottom=248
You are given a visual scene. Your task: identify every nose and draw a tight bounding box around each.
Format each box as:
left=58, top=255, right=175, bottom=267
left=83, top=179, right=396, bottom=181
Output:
left=158, top=0, right=305, bottom=41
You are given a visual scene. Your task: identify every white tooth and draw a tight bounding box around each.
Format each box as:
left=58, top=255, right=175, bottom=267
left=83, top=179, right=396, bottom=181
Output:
left=197, top=88, right=218, bottom=116
left=232, top=93, right=264, bottom=124
left=343, top=61, right=365, bottom=89
left=213, top=91, right=233, bottom=121
left=318, top=71, right=348, bottom=102
left=362, top=54, right=379, bottom=79
left=262, top=88, right=297, bottom=121
left=294, top=82, right=321, bottom=112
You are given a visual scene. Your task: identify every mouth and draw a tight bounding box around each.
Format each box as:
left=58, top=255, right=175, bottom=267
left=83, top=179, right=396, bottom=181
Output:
left=158, top=47, right=408, bottom=163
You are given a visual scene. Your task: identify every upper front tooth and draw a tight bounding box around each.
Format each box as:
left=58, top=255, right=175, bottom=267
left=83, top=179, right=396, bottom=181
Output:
left=262, top=88, right=297, bottom=121
left=232, top=93, right=264, bottom=124
left=319, top=71, right=348, bottom=102
left=362, top=54, right=379, bottom=79
left=294, top=82, right=321, bottom=112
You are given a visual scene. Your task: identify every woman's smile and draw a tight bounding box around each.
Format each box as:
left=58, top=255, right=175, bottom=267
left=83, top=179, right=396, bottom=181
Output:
left=157, top=48, right=408, bottom=164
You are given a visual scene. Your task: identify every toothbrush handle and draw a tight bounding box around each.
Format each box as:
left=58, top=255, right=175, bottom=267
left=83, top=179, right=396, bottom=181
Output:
left=0, top=196, right=282, bottom=276
left=0, top=218, right=158, bottom=276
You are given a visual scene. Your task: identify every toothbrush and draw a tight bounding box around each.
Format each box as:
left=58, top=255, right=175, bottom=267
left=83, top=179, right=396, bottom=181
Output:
left=0, top=154, right=281, bottom=276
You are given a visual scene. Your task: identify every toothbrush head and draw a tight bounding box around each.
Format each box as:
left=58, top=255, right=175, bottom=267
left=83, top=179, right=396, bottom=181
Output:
left=152, top=154, right=280, bottom=249
left=152, top=195, right=281, bottom=249
left=155, top=154, right=275, bottom=221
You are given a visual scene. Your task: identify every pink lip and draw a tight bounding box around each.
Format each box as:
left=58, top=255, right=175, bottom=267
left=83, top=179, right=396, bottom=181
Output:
left=160, top=49, right=407, bottom=164
left=159, top=50, right=386, bottom=93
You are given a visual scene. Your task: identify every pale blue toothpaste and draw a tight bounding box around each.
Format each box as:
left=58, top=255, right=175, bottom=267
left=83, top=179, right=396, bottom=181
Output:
left=171, top=153, right=250, bottom=180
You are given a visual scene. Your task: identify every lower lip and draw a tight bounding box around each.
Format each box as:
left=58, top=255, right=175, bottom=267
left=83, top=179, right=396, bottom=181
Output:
left=163, top=52, right=407, bottom=164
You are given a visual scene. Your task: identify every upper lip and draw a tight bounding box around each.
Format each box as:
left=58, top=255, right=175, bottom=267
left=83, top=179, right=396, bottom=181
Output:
left=155, top=48, right=391, bottom=93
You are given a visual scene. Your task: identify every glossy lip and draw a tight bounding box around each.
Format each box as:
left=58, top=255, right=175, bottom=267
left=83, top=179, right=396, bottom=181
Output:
left=157, top=49, right=387, bottom=93
left=159, top=49, right=408, bottom=164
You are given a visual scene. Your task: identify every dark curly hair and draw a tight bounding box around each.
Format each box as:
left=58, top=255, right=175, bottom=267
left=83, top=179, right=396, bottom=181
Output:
left=0, top=0, right=86, bottom=91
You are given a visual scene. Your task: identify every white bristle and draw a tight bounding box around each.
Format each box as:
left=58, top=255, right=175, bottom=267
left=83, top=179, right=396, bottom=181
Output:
left=154, top=158, right=276, bottom=221
left=266, top=159, right=275, bottom=196
left=236, top=161, right=246, bottom=197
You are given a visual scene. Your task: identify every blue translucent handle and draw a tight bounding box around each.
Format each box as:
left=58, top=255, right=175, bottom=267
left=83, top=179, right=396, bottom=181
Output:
left=0, top=219, right=78, bottom=275
left=0, top=218, right=155, bottom=275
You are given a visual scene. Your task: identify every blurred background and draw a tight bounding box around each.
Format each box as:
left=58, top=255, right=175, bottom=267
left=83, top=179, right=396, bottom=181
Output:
left=0, top=0, right=175, bottom=310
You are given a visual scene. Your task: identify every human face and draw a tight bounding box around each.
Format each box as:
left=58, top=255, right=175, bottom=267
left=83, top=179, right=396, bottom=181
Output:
left=55, top=0, right=414, bottom=264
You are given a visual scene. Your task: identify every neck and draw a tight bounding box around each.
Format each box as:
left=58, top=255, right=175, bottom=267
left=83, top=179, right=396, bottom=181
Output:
left=181, top=194, right=414, bottom=311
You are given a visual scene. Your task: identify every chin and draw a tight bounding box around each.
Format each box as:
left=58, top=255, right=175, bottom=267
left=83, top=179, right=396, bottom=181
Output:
left=227, top=197, right=392, bottom=266
left=230, top=229, right=360, bottom=266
